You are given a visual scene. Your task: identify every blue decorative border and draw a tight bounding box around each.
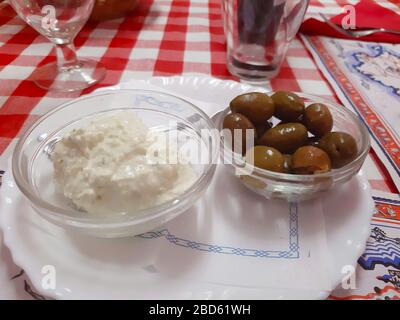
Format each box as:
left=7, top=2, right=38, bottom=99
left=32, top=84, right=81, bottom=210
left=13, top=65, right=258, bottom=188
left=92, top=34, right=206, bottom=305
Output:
left=350, top=45, right=400, bottom=98
left=138, top=203, right=300, bottom=259
left=304, top=38, right=400, bottom=177
left=358, top=226, right=400, bottom=270
left=373, top=196, right=400, bottom=206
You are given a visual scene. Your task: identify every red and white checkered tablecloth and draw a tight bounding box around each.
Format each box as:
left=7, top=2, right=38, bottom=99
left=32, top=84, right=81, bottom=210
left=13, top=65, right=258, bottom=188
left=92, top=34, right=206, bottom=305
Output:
left=0, top=0, right=399, bottom=300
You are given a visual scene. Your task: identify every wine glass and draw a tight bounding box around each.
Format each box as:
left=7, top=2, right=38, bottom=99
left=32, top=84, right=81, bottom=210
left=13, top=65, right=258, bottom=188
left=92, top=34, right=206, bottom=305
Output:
left=8, top=0, right=106, bottom=92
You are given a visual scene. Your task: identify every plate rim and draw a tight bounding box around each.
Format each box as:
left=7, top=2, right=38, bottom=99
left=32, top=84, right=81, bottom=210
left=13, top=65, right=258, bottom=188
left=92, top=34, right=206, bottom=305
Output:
left=0, top=76, right=375, bottom=299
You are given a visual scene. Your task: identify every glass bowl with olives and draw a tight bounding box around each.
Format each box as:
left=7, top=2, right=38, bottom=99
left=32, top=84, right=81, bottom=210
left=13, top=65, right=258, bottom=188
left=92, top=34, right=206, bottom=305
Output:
left=217, top=91, right=370, bottom=201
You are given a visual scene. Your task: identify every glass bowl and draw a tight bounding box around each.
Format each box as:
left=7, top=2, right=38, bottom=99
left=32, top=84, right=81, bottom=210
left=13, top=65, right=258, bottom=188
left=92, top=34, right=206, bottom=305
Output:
left=12, top=90, right=219, bottom=238
left=215, top=92, right=370, bottom=202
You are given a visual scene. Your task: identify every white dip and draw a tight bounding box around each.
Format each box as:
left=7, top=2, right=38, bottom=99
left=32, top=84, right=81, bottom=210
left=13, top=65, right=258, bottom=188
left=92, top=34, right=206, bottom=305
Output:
left=51, top=112, right=197, bottom=215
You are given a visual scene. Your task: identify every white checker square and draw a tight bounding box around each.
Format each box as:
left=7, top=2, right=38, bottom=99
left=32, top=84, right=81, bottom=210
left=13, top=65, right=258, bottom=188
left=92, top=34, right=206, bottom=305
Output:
left=0, top=65, right=34, bottom=80
left=185, top=32, right=210, bottom=43
left=287, top=57, right=316, bottom=69
left=129, top=47, right=159, bottom=60
left=137, top=30, right=164, bottom=41
left=119, top=71, right=153, bottom=83
left=31, top=97, right=70, bottom=115
left=186, top=17, right=209, bottom=26
left=290, top=38, right=304, bottom=49
left=0, top=24, right=24, bottom=34
left=188, top=5, right=209, bottom=14
left=298, top=80, right=332, bottom=96
left=77, top=46, right=107, bottom=58
left=21, top=43, right=53, bottom=56
left=151, top=3, right=172, bottom=13
left=0, top=96, right=8, bottom=107
left=183, top=50, right=211, bottom=63
left=145, top=15, right=169, bottom=25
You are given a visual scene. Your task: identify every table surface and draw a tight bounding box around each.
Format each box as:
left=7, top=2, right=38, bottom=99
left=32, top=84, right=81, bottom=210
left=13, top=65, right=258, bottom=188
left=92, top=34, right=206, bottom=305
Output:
left=0, top=0, right=399, bottom=300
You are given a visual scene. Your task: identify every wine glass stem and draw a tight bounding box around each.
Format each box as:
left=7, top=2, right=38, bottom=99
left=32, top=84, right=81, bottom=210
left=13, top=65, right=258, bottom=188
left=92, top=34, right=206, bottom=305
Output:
left=55, top=43, right=80, bottom=70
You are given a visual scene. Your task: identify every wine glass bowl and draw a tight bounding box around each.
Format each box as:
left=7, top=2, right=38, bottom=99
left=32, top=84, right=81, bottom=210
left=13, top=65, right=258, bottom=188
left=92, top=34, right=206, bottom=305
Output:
left=8, top=0, right=106, bottom=92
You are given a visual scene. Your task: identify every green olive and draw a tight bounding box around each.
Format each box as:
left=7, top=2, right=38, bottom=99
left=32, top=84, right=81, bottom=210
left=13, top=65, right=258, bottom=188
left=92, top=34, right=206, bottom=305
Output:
left=258, top=123, right=308, bottom=154
left=245, top=146, right=284, bottom=173
left=272, top=91, right=305, bottom=122
left=292, top=146, right=332, bottom=174
left=303, top=103, right=333, bottom=137
left=223, top=113, right=256, bottom=155
left=230, top=92, right=275, bottom=124
left=319, top=132, right=358, bottom=168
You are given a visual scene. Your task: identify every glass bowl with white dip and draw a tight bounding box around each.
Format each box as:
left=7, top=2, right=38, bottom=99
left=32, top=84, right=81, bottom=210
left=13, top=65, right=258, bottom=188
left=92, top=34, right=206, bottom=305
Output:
left=12, top=90, right=219, bottom=238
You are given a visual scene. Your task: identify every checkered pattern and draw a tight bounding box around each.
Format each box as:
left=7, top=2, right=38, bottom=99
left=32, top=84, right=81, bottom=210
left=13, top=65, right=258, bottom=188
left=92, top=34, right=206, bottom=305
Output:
left=0, top=0, right=396, bottom=193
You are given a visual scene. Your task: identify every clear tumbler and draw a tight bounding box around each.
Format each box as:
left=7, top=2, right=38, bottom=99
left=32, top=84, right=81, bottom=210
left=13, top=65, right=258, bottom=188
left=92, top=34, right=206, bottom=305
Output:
left=221, top=0, right=309, bottom=82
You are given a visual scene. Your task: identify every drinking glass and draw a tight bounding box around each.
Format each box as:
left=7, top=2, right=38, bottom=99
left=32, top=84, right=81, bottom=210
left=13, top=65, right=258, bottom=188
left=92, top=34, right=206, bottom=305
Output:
left=221, top=0, right=309, bottom=83
left=9, top=0, right=106, bottom=92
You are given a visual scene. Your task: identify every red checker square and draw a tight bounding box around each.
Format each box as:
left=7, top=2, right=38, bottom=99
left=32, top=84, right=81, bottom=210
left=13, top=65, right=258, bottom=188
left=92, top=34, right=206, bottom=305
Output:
left=0, top=96, right=42, bottom=115
left=0, top=54, right=19, bottom=67
left=105, top=47, right=133, bottom=58
left=0, top=114, right=28, bottom=138
left=169, top=8, right=190, bottom=15
left=210, top=63, right=231, bottom=78
left=154, top=60, right=184, bottom=75
left=114, top=30, right=141, bottom=40
left=209, top=41, right=226, bottom=52
left=96, top=21, right=121, bottom=30
left=209, top=25, right=225, bottom=35
left=210, top=51, right=226, bottom=64
left=162, top=32, right=187, bottom=42
left=209, top=19, right=223, bottom=28
left=172, top=1, right=190, bottom=7
left=0, top=43, right=27, bottom=54
left=8, top=27, right=38, bottom=45
left=12, top=80, right=47, bottom=98
left=159, top=40, right=186, bottom=51
left=167, top=17, right=189, bottom=26
left=109, top=37, right=137, bottom=48
left=164, top=23, right=187, bottom=33
left=100, top=57, right=130, bottom=71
